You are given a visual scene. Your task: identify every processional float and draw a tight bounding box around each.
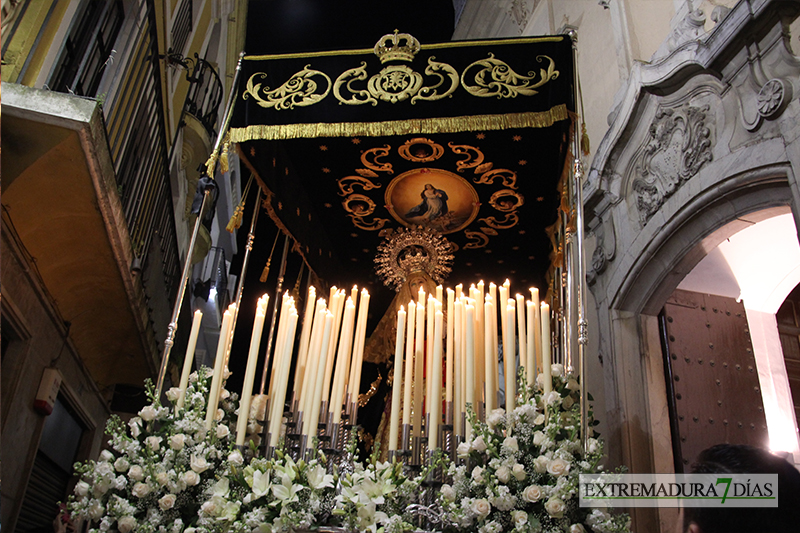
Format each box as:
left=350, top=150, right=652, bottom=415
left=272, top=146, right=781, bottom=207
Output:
left=155, top=29, right=589, bottom=475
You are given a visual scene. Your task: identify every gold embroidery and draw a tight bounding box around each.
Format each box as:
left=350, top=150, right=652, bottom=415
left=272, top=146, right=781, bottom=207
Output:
left=368, top=64, right=424, bottom=103
left=229, top=105, right=569, bottom=141
left=333, top=62, right=378, bottom=106
left=461, top=54, right=559, bottom=98
left=357, top=374, right=383, bottom=407
left=355, top=168, right=379, bottom=178
left=398, top=138, right=444, bottom=162
left=464, top=230, right=490, bottom=249
left=474, top=168, right=518, bottom=189
left=479, top=212, right=520, bottom=230
left=243, top=66, right=331, bottom=110
left=337, top=176, right=382, bottom=196
left=361, top=145, right=394, bottom=174
left=410, top=57, right=460, bottom=104
left=489, top=189, right=525, bottom=212
left=448, top=142, right=485, bottom=172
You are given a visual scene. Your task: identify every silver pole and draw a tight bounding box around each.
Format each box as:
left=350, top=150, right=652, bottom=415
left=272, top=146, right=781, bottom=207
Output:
left=156, top=190, right=210, bottom=396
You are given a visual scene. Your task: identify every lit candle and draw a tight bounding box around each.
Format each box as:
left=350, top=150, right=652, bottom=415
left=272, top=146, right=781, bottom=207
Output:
left=206, top=306, right=234, bottom=429
left=402, top=300, right=416, bottom=428
left=436, top=285, right=443, bottom=304
left=389, top=306, right=406, bottom=452
left=504, top=300, right=516, bottom=412
left=293, top=287, right=317, bottom=396
left=177, top=309, right=203, bottom=411
left=236, top=296, right=268, bottom=445
left=530, top=288, right=541, bottom=385
left=429, top=309, right=444, bottom=449
left=465, top=303, right=475, bottom=439
left=413, top=300, right=425, bottom=437
left=541, top=301, right=552, bottom=396
left=330, top=298, right=355, bottom=424
left=445, top=288, right=455, bottom=406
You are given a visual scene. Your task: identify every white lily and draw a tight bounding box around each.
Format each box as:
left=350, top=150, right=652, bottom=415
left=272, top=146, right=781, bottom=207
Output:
left=306, top=463, right=334, bottom=490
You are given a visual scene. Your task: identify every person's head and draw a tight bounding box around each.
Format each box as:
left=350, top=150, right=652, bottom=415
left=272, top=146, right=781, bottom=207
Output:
left=424, top=183, right=433, bottom=190
left=684, top=444, right=800, bottom=533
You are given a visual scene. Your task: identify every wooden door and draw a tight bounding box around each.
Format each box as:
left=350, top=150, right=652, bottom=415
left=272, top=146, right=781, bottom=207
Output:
left=660, top=289, right=768, bottom=471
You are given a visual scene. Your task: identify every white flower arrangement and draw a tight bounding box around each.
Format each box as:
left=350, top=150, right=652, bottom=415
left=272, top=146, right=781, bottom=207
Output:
left=68, top=365, right=629, bottom=533
left=436, top=367, right=630, bottom=533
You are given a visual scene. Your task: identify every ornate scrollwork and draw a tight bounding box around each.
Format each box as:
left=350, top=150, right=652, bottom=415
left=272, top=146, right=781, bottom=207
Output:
left=350, top=217, right=389, bottom=231
left=337, top=176, right=382, bottom=196
left=633, top=103, right=713, bottom=225
left=461, top=54, right=559, bottom=98
left=342, top=192, right=388, bottom=231
left=410, top=57, right=460, bottom=104
left=398, top=138, right=444, bottom=162
left=368, top=64, right=424, bottom=103
left=489, top=189, right=524, bottom=212
left=342, top=194, right=376, bottom=216
left=464, top=230, right=490, bottom=249
left=355, top=168, right=379, bottom=178
left=479, top=212, right=520, bottom=230
left=448, top=142, right=485, bottom=172
left=475, top=168, right=518, bottom=189
left=243, top=66, right=331, bottom=110
left=361, top=145, right=394, bottom=174
left=333, top=62, right=378, bottom=106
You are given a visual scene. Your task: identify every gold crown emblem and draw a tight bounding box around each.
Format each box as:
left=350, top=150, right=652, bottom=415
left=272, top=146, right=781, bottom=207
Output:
left=374, top=30, right=421, bottom=63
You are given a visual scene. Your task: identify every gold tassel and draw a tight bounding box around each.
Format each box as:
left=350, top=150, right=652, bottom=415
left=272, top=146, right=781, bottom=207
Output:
left=259, top=259, right=271, bottom=283
left=226, top=204, right=244, bottom=233
left=219, top=141, right=230, bottom=174
left=581, top=122, right=590, bottom=156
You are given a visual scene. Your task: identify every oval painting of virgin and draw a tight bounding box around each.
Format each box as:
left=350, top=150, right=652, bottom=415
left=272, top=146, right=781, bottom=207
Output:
left=385, top=168, right=480, bottom=234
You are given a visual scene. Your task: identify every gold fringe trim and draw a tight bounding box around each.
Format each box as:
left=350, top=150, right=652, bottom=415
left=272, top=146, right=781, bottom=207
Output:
left=229, top=106, right=569, bottom=142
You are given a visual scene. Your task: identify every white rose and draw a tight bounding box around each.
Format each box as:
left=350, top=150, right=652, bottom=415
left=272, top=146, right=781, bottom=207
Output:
left=99, top=449, right=114, bottom=462
left=139, top=405, right=158, bottom=422
left=545, top=391, right=561, bottom=406
left=472, top=466, right=485, bottom=483
left=191, top=454, right=210, bottom=473
left=114, top=475, right=127, bottom=490
left=166, top=387, right=181, bottom=402
left=534, top=414, right=545, bottom=426
left=472, top=436, right=487, bottom=453
left=114, top=457, right=130, bottom=472
left=146, top=436, right=161, bottom=451
left=566, top=378, right=580, bottom=391
left=441, top=484, right=456, bottom=502
left=132, top=482, right=151, bottom=498
left=159, top=494, right=177, bottom=511
left=457, top=441, right=471, bottom=457
left=545, top=497, right=565, bottom=518
left=216, top=424, right=230, bottom=439
left=129, top=418, right=141, bottom=438
left=512, top=463, right=526, bottom=481
left=96, top=462, right=113, bottom=478
left=169, top=434, right=186, bottom=450
left=487, top=408, right=505, bottom=429
left=547, top=457, right=570, bottom=477
left=117, top=516, right=136, bottom=533
left=156, top=472, right=169, bottom=486
left=471, top=498, right=491, bottom=519
left=511, top=510, right=528, bottom=528
left=534, top=456, right=549, bottom=473
left=502, top=436, right=519, bottom=452
left=201, top=500, right=218, bottom=516
left=75, top=481, right=90, bottom=496
left=183, top=470, right=200, bottom=486
left=189, top=371, right=199, bottom=383
left=533, top=431, right=546, bottom=446
left=551, top=364, right=564, bottom=378
left=220, top=388, right=230, bottom=400
left=128, top=465, right=145, bottom=481
left=570, top=525, right=587, bottom=533
left=587, top=438, right=600, bottom=454
left=228, top=450, right=244, bottom=466
left=522, top=484, right=543, bottom=502
left=87, top=500, right=105, bottom=520
left=496, top=465, right=511, bottom=484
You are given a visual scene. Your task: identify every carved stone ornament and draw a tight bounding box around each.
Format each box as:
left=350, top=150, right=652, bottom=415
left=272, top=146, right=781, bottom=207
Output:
left=631, top=103, right=713, bottom=225
left=756, top=78, right=786, bottom=119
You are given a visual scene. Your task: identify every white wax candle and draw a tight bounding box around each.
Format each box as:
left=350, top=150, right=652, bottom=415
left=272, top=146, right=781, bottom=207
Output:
left=269, top=308, right=298, bottom=447
left=465, top=304, right=475, bottom=440
left=541, top=302, right=552, bottom=396
left=526, top=300, right=536, bottom=388
left=306, top=312, right=334, bottom=442
left=426, top=295, right=435, bottom=416
left=348, top=289, right=370, bottom=406
left=298, top=298, right=325, bottom=412
left=322, top=290, right=344, bottom=406
left=236, top=296, right=268, bottom=445
left=389, top=307, right=406, bottom=451
left=430, top=310, right=443, bottom=450
left=472, top=287, right=484, bottom=414
left=504, top=301, right=516, bottom=413
left=331, top=299, right=355, bottom=424
left=293, top=286, right=317, bottom=395
left=455, top=283, right=463, bottom=300
left=402, top=300, right=416, bottom=427
left=484, top=299, right=495, bottom=414
left=177, top=309, right=203, bottom=411
left=531, top=288, right=541, bottom=386
left=206, top=307, right=233, bottom=429
left=453, top=298, right=463, bottom=435
left=436, top=285, right=443, bottom=304
left=413, top=300, right=425, bottom=437
left=268, top=294, right=291, bottom=411
left=516, top=294, right=527, bottom=388
left=446, top=288, right=455, bottom=405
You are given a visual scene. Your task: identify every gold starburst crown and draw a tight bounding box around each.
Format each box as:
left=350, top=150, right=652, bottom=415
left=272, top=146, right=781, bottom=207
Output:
left=374, top=226, right=454, bottom=291
left=374, top=30, right=421, bottom=63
